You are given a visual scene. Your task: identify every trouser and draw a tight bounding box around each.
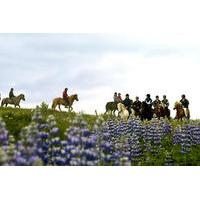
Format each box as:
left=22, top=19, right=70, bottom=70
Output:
left=127, top=107, right=132, bottom=116
left=63, top=97, right=69, bottom=106
left=183, top=108, right=190, bottom=119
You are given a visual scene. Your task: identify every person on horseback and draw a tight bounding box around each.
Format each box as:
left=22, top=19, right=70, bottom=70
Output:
left=180, top=94, right=190, bottom=119
left=113, top=92, right=118, bottom=103
left=132, top=96, right=142, bottom=116
left=145, top=94, right=153, bottom=108
left=117, top=93, right=123, bottom=103
left=153, top=95, right=161, bottom=108
left=162, top=95, right=169, bottom=108
left=9, top=88, right=15, bottom=100
left=63, top=88, right=69, bottom=106
left=123, top=94, right=133, bottom=115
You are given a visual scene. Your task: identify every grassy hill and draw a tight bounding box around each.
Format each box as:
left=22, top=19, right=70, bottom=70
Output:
left=0, top=107, right=97, bottom=139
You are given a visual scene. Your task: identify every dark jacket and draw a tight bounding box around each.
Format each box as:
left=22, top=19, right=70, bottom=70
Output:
left=180, top=98, right=189, bottom=108
left=162, top=99, right=169, bottom=107
left=145, top=98, right=153, bottom=107
left=123, top=98, right=133, bottom=108
left=9, top=90, right=15, bottom=99
left=133, top=100, right=142, bottom=110
left=153, top=99, right=161, bottom=107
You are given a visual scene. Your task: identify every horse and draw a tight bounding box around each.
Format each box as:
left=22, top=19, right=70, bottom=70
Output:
left=52, top=94, right=79, bottom=112
left=173, top=101, right=186, bottom=120
left=117, top=103, right=129, bottom=120
left=140, top=101, right=153, bottom=121
left=105, top=102, right=118, bottom=115
left=1, top=94, right=25, bottom=108
left=154, top=103, right=170, bottom=119
left=131, top=104, right=141, bottom=118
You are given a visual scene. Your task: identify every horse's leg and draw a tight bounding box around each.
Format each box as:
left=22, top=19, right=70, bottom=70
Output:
left=58, top=104, right=61, bottom=111
left=68, top=106, right=72, bottom=112
left=52, top=102, right=55, bottom=110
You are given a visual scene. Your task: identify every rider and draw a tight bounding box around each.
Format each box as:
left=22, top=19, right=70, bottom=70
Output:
left=145, top=94, right=153, bottom=108
left=123, top=94, right=133, bottom=115
left=117, top=93, right=123, bottom=103
left=9, top=88, right=15, bottom=100
left=162, top=95, right=169, bottom=108
left=180, top=94, right=190, bottom=119
left=153, top=95, right=161, bottom=108
left=132, top=96, right=142, bottom=113
left=63, top=88, right=69, bottom=106
left=113, top=92, right=118, bottom=103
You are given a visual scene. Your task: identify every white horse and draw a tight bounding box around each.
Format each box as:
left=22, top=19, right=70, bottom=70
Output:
left=117, top=103, right=130, bottom=120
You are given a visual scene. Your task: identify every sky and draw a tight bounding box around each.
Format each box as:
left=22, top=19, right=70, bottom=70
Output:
left=0, top=33, right=200, bottom=118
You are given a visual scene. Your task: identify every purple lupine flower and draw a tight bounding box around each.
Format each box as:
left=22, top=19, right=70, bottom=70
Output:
left=0, top=118, right=9, bottom=147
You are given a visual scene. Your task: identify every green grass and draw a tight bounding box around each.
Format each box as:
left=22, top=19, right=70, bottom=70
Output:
left=1, top=106, right=200, bottom=141
left=0, top=107, right=98, bottom=139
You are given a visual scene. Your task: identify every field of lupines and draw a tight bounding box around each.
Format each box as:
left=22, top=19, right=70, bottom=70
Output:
left=1, top=106, right=200, bottom=166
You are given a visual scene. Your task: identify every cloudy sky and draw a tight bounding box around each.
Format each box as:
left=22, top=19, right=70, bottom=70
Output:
left=0, top=33, right=200, bottom=118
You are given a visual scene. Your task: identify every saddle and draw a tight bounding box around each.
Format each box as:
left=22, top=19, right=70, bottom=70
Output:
left=8, top=97, right=15, bottom=103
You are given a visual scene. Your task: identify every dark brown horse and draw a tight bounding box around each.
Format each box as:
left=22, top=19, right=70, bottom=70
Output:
left=105, top=102, right=118, bottom=115
left=132, top=104, right=141, bottom=118
left=174, top=101, right=185, bottom=120
left=140, top=101, right=153, bottom=121
left=154, top=103, right=170, bottom=119
left=52, top=94, right=79, bottom=112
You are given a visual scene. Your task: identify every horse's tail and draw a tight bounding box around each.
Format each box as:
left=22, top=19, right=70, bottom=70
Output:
left=1, top=99, right=4, bottom=107
left=105, top=103, right=109, bottom=113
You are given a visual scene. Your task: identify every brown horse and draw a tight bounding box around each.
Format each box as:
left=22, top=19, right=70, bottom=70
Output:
left=1, top=94, right=25, bottom=108
left=154, top=103, right=170, bottom=119
left=105, top=102, right=118, bottom=115
left=52, top=94, right=79, bottom=112
left=174, top=101, right=185, bottom=120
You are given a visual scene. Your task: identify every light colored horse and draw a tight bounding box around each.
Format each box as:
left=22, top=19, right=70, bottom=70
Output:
left=52, top=94, right=79, bottom=112
left=117, top=103, right=129, bottom=120
left=174, top=101, right=186, bottom=120
left=1, top=94, right=25, bottom=108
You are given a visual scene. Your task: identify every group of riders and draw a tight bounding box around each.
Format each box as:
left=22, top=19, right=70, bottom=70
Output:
left=1, top=88, right=190, bottom=120
left=112, top=92, right=190, bottom=120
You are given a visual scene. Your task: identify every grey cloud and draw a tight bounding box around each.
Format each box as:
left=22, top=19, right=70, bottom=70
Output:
left=0, top=33, right=191, bottom=113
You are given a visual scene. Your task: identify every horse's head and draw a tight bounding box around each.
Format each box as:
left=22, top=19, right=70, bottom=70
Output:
left=117, top=103, right=125, bottom=112
left=174, top=101, right=182, bottom=110
left=155, top=103, right=164, bottom=112
left=20, top=94, right=25, bottom=101
left=74, top=94, right=79, bottom=101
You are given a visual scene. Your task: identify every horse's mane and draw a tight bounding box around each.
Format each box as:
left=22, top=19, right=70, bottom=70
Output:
left=117, top=103, right=126, bottom=111
left=174, top=101, right=182, bottom=109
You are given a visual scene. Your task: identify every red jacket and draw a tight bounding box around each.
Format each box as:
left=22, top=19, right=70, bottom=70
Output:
left=63, top=90, right=68, bottom=99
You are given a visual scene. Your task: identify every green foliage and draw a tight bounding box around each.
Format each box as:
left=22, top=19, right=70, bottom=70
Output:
left=0, top=107, right=97, bottom=140
left=40, top=102, right=49, bottom=113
